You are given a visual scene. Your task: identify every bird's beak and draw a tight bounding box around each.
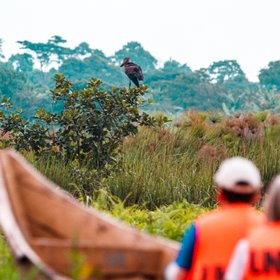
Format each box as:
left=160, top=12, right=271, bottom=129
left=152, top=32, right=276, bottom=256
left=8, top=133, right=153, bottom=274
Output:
left=120, top=62, right=124, bottom=67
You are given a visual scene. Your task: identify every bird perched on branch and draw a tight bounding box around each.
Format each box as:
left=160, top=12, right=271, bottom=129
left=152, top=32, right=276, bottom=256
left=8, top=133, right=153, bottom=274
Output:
left=120, top=57, right=144, bottom=88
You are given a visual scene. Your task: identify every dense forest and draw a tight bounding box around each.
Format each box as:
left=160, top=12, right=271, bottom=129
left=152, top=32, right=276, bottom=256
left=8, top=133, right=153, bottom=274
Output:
left=1, top=36, right=280, bottom=117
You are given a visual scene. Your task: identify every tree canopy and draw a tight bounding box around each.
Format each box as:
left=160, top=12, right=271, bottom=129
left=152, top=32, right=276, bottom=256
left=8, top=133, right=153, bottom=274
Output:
left=0, top=36, right=280, bottom=117
left=112, top=41, right=157, bottom=72
left=259, top=61, right=280, bottom=90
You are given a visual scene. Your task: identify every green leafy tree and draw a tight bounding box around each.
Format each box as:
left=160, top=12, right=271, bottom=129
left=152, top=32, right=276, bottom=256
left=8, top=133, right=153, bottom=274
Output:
left=149, top=69, right=226, bottom=112
left=259, top=61, right=280, bottom=90
left=0, top=62, right=51, bottom=117
left=47, top=35, right=73, bottom=62
left=0, top=74, right=156, bottom=193
left=0, top=75, right=155, bottom=194
left=113, top=41, right=157, bottom=72
left=59, top=54, right=126, bottom=87
left=9, top=53, right=34, bottom=73
left=0, top=63, right=27, bottom=98
left=73, top=42, right=93, bottom=56
left=17, top=35, right=72, bottom=71
left=48, top=35, right=67, bottom=45
left=208, top=60, right=247, bottom=84
left=48, top=75, right=154, bottom=165
left=191, top=68, right=211, bottom=83
left=17, top=40, right=51, bottom=71
left=162, top=59, right=191, bottom=74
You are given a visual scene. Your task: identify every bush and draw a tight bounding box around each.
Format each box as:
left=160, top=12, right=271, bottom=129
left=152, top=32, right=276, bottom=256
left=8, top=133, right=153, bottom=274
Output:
left=0, top=74, right=156, bottom=194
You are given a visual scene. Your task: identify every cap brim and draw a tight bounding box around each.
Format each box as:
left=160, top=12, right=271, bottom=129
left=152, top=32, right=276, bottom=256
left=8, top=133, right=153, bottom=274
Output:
left=223, top=184, right=257, bottom=194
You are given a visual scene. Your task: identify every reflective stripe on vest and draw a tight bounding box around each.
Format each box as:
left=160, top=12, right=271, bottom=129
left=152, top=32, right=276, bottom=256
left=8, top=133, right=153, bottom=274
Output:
left=245, top=223, right=280, bottom=280
left=189, top=204, right=264, bottom=280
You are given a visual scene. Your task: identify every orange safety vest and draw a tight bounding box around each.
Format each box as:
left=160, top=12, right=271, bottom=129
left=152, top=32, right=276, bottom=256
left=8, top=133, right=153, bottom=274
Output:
left=188, top=204, right=264, bottom=280
left=245, top=222, right=280, bottom=280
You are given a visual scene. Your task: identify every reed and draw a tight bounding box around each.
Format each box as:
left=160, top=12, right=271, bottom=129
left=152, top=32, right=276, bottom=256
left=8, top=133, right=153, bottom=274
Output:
left=107, top=111, right=280, bottom=207
left=19, top=111, right=280, bottom=208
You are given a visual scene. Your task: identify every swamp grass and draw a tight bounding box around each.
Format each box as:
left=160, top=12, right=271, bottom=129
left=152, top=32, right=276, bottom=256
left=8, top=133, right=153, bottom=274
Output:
left=18, top=111, right=280, bottom=208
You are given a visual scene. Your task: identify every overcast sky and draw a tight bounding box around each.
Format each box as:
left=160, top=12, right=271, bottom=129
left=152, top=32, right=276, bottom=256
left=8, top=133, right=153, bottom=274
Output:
left=1, top=0, right=280, bottom=81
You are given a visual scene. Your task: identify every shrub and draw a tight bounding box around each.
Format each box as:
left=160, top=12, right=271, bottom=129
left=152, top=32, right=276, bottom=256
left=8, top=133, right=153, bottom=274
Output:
left=0, top=74, right=156, bottom=194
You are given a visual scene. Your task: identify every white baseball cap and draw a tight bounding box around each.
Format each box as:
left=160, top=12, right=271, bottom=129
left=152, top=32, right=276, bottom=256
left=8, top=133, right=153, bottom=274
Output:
left=214, top=157, right=262, bottom=193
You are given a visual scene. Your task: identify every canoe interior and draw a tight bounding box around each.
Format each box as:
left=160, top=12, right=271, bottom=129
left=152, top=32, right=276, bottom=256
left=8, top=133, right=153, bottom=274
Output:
left=0, top=150, right=179, bottom=279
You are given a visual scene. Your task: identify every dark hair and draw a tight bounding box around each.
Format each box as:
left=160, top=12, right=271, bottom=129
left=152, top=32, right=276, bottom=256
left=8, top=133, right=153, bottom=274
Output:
left=222, top=188, right=255, bottom=203
left=264, top=178, right=280, bottom=221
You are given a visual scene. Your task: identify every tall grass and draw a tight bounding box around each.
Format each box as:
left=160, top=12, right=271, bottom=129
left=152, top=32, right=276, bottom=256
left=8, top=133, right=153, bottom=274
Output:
left=107, top=111, right=280, bottom=208
left=15, top=111, right=280, bottom=209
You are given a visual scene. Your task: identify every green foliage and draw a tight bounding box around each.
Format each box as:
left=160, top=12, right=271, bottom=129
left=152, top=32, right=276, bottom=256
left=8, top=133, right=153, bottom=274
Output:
left=0, top=61, right=51, bottom=118
left=103, top=111, right=280, bottom=207
left=3, top=37, right=280, bottom=119
left=259, top=60, right=280, bottom=90
left=18, top=36, right=73, bottom=70
left=59, top=55, right=125, bottom=88
left=0, top=74, right=155, bottom=194
left=92, top=189, right=208, bottom=241
left=21, top=110, right=280, bottom=209
left=208, top=60, right=247, bottom=84
left=73, top=42, right=93, bottom=57
left=112, top=41, right=157, bottom=72
left=0, top=63, right=27, bottom=97
left=162, top=59, right=191, bottom=74
left=9, top=53, right=34, bottom=73
left=49, top=74, right=155, bottom=165
left=0, top=235, right=18, bottom=279
left=149, top=69, right=226, bottom=112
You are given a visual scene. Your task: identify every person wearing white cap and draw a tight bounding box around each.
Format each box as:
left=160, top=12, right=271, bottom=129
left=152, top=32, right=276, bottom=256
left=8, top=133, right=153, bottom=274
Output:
left=165, top=157, right=264, bottom=280
left=225, top=176, right=280, bottom=280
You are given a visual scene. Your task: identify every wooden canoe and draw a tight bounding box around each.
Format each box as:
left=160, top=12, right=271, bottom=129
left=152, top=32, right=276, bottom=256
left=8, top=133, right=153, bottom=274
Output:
left=0, top=149, right=179, bottom=279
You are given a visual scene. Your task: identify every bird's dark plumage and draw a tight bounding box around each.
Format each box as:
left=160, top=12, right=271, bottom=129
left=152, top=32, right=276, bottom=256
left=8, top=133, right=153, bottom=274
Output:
left=120, top=58, right=144, bottom=87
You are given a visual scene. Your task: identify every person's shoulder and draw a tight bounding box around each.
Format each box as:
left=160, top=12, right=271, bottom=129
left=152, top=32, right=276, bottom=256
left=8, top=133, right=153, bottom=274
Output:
left=196, top=208, right=221, bottom=223
left=182, top=223, right=197, bottom=237
left=248, top=222, right=272, bottom=239
left=248, top=206, right=265, bottom=222
left=180, top=223, right=197, bottom=245
left=194, top=210, right=225, bottom=230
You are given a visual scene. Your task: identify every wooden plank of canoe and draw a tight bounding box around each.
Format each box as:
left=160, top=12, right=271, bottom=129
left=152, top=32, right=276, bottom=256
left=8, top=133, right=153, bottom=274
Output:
left=31, top=239, right=163, bottom=277
left=0, top=149, right=179, bottom=279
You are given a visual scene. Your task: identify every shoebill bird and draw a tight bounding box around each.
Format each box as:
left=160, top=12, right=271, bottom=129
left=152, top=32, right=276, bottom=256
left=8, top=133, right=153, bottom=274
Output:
left=120, top=57, right=144, bottom=88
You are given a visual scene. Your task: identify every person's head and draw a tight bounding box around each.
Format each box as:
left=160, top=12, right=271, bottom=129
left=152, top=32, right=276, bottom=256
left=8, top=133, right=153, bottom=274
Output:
left=264, top=176, right=280, bottom=222
left=214, top=157, right=262, bottom=204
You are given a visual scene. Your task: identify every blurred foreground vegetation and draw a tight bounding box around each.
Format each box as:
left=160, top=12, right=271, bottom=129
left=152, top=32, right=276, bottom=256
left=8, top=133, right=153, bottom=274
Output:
left=0, top=191, right=207, bottom=279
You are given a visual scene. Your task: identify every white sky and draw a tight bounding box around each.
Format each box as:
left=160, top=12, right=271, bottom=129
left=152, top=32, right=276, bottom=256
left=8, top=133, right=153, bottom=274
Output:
left=1, top=0, right=280, bottom=81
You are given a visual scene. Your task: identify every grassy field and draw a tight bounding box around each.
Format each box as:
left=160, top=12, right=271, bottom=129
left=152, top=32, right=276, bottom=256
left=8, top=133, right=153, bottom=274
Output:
left=107, top=111, right=280, bottom=207
left=21, top=111, right=280, bottom=209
